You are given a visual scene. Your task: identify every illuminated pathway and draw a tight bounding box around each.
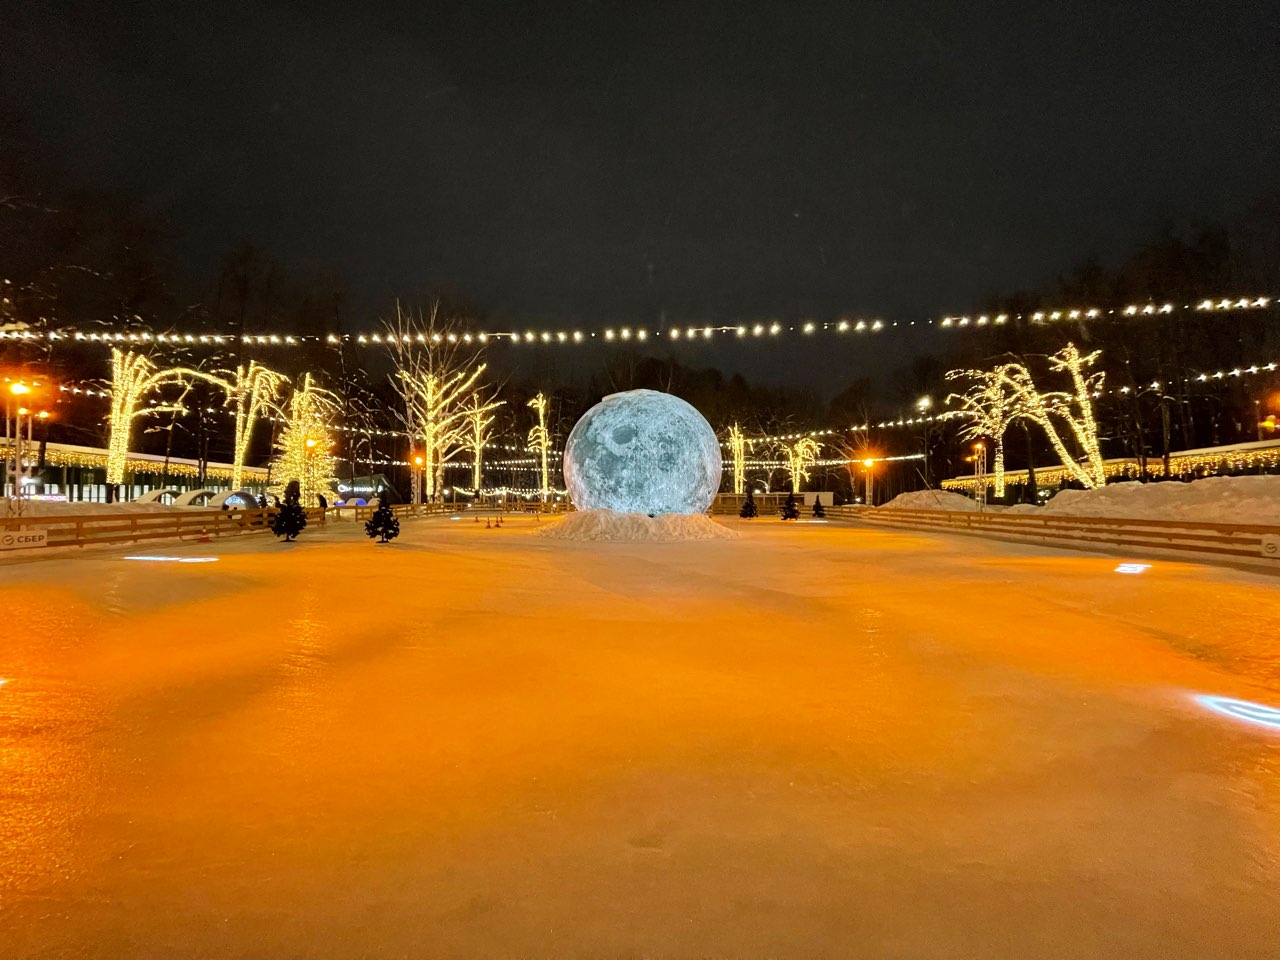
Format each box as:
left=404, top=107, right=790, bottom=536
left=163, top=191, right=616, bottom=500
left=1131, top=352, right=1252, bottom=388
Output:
left=2, top=516, right=1278, bottom=958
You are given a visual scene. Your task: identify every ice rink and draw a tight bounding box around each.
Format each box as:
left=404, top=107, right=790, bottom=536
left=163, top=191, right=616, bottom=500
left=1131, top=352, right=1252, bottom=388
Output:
left=2, top=513, right=1278, bottom=958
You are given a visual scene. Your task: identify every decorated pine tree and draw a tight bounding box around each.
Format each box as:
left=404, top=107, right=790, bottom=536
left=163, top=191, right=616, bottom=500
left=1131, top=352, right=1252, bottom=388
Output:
left=739, top=489, right=759, bottom=519
left=781, top=490, right=800, bottom=520
left=271, top=479, right=308, bottom=542
left=812, top=494, right=826, bottom=518
left=365, top=498, right=400, bottom=544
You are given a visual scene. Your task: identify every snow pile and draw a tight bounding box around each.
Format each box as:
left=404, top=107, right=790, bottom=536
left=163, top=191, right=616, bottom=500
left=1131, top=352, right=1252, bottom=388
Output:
left=1028, top=475, right=1280, bottom=525
left=536, top=509, right=738, bottom=542
left=879, top=490, right=980, bottom=512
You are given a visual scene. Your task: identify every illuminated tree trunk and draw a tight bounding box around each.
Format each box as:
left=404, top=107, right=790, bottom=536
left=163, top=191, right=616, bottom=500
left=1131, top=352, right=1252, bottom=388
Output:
left=993, top=435, right=1005, bottom=498
left=728, top=424, right=746, bottom=494
left=527, top=392, right=551, bottom=500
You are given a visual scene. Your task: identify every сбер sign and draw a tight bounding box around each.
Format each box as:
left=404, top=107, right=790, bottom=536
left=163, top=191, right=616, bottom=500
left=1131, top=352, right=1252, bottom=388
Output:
left=1, top=529, right=49, bottom=550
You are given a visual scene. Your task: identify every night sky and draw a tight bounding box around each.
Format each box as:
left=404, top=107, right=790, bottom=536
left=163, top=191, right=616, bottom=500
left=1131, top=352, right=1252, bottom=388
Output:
left=5, top=0, right=1280, bottom=389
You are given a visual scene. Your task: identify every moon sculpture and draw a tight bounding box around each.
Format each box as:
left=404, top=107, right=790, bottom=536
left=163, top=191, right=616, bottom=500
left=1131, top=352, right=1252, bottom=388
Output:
left=562, top=389, right=722, bottom=515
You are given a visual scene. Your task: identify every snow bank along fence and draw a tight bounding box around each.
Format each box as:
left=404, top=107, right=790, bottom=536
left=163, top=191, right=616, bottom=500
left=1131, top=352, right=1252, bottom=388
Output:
left=0, top=502, right=454, bottom=550
left=826, top=505, right=1280, bottom=565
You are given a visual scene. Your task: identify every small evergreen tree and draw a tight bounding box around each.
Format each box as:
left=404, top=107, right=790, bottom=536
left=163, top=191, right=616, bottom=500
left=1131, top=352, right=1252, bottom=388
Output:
left=739, top=489, right=759, bottom=519
left=812, top=494, right=825, bottom=518
left=365, top=498, right=400, bottom=543
left=781, top=490, right=800, bottom=520
left=271, top=479, right=308, bottom=542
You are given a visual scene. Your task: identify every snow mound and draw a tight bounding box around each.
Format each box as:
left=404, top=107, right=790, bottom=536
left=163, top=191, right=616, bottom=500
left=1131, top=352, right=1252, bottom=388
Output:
left=880, top=490, right=980, bottom=512
left=536, top=509, right=738, bottom=542
left=1029, top=475, right=1280, bottom=525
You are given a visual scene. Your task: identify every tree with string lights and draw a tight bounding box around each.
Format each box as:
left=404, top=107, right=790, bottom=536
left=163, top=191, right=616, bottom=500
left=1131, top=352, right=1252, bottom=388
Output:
left=270, top=373, right=338, bottom=507
left=946, top=362, right=1025, bottom=498
left=225, top=360, right=288, bottom=491
left=104, top=347, right=227, bottom=493
left=527, top=391, right=551, bottom=501
left=947, top=343, right=1107, bottom=491
left=462, top=390, right=503, bottom=494
left=781, top=436, right=821, bottom=493
left=727, top=423, right=748, bottom=494
left=385, top=302, right=500, bottom=502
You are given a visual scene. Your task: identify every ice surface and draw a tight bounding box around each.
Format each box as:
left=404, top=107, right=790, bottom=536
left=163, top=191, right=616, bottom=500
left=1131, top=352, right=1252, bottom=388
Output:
left=563, top=389, right=722, bottom=515
left=536, top=508, right=738, bottom=541
left=3, top=516, right=1280, bottom=958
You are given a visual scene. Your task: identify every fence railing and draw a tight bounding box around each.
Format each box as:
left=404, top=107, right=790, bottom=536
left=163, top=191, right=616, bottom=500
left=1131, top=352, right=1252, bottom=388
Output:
left=827, top=504, right=1280, bottom=564
left=0, top=507, right=318, bottom=551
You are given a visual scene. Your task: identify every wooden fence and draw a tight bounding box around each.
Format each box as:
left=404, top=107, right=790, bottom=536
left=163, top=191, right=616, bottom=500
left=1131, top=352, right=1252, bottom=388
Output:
left=0, top=501, right=460, bottom=551
left=826, top=504, right=1280, bottom=564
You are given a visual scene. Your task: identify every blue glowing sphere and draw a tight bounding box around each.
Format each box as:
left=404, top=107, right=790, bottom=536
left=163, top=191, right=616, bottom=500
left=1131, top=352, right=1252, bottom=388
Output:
left=563, top=389, right=723, bottom=515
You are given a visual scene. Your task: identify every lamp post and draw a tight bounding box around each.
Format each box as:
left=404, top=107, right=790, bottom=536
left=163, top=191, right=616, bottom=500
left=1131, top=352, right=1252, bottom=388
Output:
left=411, top=453, right=424, bottom=506
left=916, top=396, right=933, bottom=488
left=4, top=381, right=51, bottom=516
left=304, top=437, right=317, bottom=507
left=861, top=457, right=875, bottom=506
left=966, top=441, right=987, bottom=509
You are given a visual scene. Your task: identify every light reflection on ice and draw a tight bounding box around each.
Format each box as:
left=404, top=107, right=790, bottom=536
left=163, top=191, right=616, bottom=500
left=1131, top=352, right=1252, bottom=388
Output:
left=1194, top=695, right=1280, bottom=732
left=1114, top=563, right=1151, bottom=574
left=123, top=556, right=219, bottom=563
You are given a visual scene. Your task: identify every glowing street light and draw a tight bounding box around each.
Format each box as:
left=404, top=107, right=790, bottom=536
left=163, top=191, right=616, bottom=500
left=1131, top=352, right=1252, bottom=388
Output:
left=4, top=378, right=53, bottom=514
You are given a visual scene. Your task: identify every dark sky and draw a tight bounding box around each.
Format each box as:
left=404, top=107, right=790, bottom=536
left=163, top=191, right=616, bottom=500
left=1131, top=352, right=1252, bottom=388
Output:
left=5, top=0, right=1280, bottom=390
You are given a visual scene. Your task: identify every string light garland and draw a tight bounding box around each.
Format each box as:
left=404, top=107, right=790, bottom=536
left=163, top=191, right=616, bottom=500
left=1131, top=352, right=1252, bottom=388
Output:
left=3, top=294, right=1272, bottom=352
left=942, top=442, right=1280, bottom=491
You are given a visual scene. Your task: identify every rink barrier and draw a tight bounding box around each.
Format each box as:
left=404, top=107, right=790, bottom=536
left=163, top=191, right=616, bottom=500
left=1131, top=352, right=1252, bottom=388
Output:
left=0, top=507, right=322, bottom=549
left=0, top=501, right=472, bottom=550
left=825, top=505, right=1280, bottom=564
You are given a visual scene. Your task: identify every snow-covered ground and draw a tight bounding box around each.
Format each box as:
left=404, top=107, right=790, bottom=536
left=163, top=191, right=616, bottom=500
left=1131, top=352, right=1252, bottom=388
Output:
left=880, top=489, right=981, bottom=512
left=2, top=518, right=1278, bottom=958
left=1006, top=474, right=1280, bottom=525
left=888, top=475, right=1280, bottom=526
left=537, top=508, right=738, bottom=541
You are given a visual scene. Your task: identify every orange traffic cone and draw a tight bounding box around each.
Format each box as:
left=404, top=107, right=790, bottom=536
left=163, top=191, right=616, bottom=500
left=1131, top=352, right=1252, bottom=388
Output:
left=485, top=518, right=491, bottom=529
left=197, top=526, right=211, bottom=543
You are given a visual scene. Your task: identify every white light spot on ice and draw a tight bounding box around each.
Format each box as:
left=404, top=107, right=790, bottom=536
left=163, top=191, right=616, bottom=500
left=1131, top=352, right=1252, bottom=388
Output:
left=1194, top=695, right=1280, bottom=733
left=1114, top=563, right=1150, bottom=574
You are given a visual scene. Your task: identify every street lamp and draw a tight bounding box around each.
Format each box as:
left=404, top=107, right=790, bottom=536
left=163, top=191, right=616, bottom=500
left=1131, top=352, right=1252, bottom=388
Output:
left=915, top=396, right=934, bottom=487
left=965, top=441, right=988, bottom=508
left=3, top=379, right=51, bottom=515
left=303, top=438, right=318, bottom=507
left=861, top=457, right=876, bottom=506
